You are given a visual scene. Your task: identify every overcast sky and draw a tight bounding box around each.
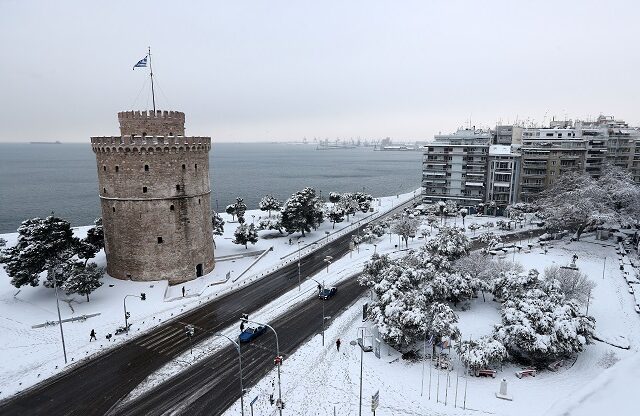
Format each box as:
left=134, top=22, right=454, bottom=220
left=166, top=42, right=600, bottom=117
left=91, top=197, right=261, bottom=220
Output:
left=1, top=0, right=638, bottom=143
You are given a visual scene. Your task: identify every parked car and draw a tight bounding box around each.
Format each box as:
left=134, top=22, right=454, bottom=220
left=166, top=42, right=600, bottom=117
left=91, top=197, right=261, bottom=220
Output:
left=319, top=287, right=338, bottom=300
left=239, top=325, right=267, bottom=343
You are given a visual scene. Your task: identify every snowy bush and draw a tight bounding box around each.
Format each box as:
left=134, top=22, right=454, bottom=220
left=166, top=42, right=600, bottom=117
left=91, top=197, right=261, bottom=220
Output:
left=494, top=275, right=596, bottom=364
left=390, top=216, right=420, bottom=248
left=456, top=336, right=507, bottom=370
left=233, top=223, right=259, bottom=248
left=280, top=187, right=324, bottom=236
left=258, top=215, right=284, bottom=234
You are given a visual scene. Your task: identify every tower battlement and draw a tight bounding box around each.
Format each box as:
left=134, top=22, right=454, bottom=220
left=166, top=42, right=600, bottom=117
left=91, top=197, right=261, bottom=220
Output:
left=91, top=136, right=211, bottom=153
left=118, top=110, right=186, bottom=136
left=118, top=110, right=185, bottom=121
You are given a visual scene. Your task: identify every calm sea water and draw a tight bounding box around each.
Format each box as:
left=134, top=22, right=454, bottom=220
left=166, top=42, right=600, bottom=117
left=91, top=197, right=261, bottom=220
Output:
left=0, top=143, right=421, bottom=233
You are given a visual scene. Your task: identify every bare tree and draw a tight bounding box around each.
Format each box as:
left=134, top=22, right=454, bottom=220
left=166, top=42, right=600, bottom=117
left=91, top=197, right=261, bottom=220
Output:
left=390, top=216, right=420, bottom=248
left=544, top=265, right=595, bottom=305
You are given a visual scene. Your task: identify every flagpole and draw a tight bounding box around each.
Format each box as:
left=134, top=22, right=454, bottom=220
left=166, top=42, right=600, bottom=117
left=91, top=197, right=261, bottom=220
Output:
left=148, top=46, right=156, bottom=112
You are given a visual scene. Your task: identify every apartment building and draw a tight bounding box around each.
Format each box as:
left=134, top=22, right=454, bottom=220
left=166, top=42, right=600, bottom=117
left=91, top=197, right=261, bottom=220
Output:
left=421, top=129, right=491, bottom=207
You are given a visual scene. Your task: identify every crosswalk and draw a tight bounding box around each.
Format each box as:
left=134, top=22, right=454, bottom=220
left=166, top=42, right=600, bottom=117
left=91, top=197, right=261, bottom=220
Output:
left=135, top=325, right=187, bottom=356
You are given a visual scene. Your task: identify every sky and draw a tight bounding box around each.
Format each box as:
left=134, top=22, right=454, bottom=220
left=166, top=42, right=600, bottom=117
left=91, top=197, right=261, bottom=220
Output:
left=1, top=0, right=639, bottom=143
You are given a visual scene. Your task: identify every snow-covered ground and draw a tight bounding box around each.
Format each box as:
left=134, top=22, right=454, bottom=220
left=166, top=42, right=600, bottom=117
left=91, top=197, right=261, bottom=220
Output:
left=215, top=236, right=640, bottom=416
left=0, top=191, right=424, bottom=398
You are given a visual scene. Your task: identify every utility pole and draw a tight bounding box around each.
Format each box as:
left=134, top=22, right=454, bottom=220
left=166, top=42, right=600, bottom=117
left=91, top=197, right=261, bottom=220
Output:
left=52, top=269, right=67, bottom=364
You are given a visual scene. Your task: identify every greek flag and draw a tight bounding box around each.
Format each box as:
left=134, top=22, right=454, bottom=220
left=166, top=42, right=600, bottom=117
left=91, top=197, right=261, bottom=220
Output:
left=133, top=56, right=148, bottom=69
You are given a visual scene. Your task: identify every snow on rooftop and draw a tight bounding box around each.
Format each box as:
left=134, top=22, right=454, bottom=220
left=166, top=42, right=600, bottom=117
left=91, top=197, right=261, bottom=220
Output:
left=489, top=145, right=512, bottom=155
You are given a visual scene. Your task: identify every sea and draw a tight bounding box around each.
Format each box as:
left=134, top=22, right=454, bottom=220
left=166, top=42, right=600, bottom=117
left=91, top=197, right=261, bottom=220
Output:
left=0, top=143, right=422, bottom=233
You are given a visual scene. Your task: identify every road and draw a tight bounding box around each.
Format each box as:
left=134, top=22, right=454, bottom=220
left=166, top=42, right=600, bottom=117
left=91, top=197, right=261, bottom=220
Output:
left=0, top=200, right=414, bottom=416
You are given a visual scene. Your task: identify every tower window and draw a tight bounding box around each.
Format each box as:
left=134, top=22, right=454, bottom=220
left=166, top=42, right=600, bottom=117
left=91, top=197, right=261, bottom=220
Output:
left=157, top=237, right=163, bottom=244
left=144, top=164, right=149, bottom=171
left=143, top=186, right=148, bottom=193
left=115, top=166, right=119, bottom=172
left=112, top=207, right=115, bottom=212
left=195, top=164, right=198, bottom=171
left=176, top=184, right=181, bottom=191
left=198, top=198, right=201, bottom=204
left=170, top=204, right=175, bottom=211
left=103, top=188, right=107, bottom=194
left=182, top=164, right=186, bottom=170
left=103, top=166, right=106, bottom=171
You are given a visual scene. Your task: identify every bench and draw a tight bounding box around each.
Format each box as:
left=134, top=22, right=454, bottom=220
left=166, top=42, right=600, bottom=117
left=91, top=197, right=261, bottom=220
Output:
left=547, top=360, right=564, bottom=371
left=516, top=368, right=537, bottom=379
left=474, top=368, right=497, bottom=378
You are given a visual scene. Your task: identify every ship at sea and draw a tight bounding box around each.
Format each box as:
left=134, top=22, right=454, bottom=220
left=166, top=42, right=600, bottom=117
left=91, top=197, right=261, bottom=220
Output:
left=315, top=138, right=356, bottom=150
left=373, top=137, right=426, bottom=151
left=30, top=140, right=62, bottom=145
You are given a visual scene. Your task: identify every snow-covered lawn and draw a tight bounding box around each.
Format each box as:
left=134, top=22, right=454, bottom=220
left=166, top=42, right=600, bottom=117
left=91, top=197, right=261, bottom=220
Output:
left=217, top=237, right=640, bottom=416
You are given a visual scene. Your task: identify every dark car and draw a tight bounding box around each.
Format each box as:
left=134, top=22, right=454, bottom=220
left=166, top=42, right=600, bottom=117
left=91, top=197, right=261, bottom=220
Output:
left=239, top=325, right=267, bottom=343
left=318, top=287, right=338, bottom=300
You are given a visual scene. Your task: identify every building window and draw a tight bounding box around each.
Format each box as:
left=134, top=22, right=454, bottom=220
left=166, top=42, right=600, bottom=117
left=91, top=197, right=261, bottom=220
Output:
left=198, top=198, right=201, bottom=204
left=157, top=237, right=163, bottom=244
left=182, top=164, right=186, bottom=170
left=103, top=166, right=106, bottom=171
left=144, top=164, right=149, bottom=171
left=143, top=186, right=148, bottom=193
left=103, top=187, right=107, bottom=194
left=115, top=166, right=119, bottom=172
left=112, top=207, right=115, bottom=212
left=195, top=164, right=198, bottom=171
left=176, top=184, right=181, bottom=191
left=170, top=204, right=175, bottom=211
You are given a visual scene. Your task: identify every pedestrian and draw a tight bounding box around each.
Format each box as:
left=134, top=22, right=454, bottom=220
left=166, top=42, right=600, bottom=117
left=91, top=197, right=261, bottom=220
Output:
left=289, top=238, right=292, bottom=245
left=336, top=338, right=341, bottom=351
left=182, top=286, right=186, bottom=297
left=90, top=329, right=97, bottom=342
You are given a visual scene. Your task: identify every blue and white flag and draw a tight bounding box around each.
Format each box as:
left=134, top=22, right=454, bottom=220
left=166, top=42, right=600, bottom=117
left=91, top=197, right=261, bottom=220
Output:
left=133, top=56, right=148, bottom=70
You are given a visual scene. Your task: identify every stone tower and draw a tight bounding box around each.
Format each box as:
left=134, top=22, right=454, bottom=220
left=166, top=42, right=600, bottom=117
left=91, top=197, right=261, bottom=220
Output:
left=91, top=110, right=215, bottom=284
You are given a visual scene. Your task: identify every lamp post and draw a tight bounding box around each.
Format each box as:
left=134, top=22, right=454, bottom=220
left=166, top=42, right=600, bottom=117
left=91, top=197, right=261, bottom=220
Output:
left=351, top=327, right=369, bottom=416
left=311, top=279, right=327, bottom=345
left=323, top=255, right=333, bottom=273
left=123, top=293, right=146, bottom=333
left=241, top=316, right=283, bottom=415
left=214, top=333, right=245, bottom=416
left=52, top=271, right=68, bottom=364
left=251, top=214, right=255, bottom=225
left=297, top=240, right=304, bottom=291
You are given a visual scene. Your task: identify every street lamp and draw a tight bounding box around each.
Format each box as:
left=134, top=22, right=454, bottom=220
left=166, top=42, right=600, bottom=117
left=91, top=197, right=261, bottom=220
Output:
left=351, top=327, right=370, bottom=416
left=214, top=333, right=245, bottom=416
left=297, top=240, right=304, bottom=291
left=323, top=255, right=333, bottom=273
left=311, top=279, right=328, bottom=345
left=184, top=324, right=195, bottom=354
left=123, top=293, right=146, bottom=333
left=241, top=315, right=284, bottom=414
left=373, top=244, right=377, bottom=254
left=52, top=273, right=68, bottom=364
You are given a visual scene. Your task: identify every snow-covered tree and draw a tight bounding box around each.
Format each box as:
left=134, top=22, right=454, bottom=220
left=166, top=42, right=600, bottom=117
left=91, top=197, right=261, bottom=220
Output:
left=428, top=302, right=461, bottom=345
left=259, top=195, right=282, bottom=217
left=338, top=193, right=360, bottom=221
left=538, top=166, right=640, bottom=240
left=0, top=238, right=7, bottom=248
left=459, top=208, right=468, bottom=226
left=455, top=251, right=494, bottom=301
left=233, top=198, right=247, bottom=223
left=327, top=205, right=345, bottom=229
left=0, top=216, right=79, bottom=288
left=425, top=226, right=470, bottom=261
left=390, top=216, right=420, bottom=248
left=258, top=215, right=284, bottom=234
left=280, top=187, right=324, bottom=237
left=456, top=336, right=507, bottom=370
left=211, top=211, right=225, bottom=248
left=77, top=217, right=104, bottom=265
left=211, top=211, right=225, bottom=236
left=494, top=279, right=596, bottom=364
left=479, top=231, right=502, bottom=254
left=233, top=223, right=259, bottom=249
left=359, top=254, right=429, bottom=349
left=544, top=265, right=595, bottom=305
left=467, top=223, right=480, bottom=235
left=426, top=214, right=438, bottom=232
left=63, top=261, right=103, bottom=302
left=225, top=204, right=237, bottom=221
left=492, top=268, right=542, bottom=301
left=354, top=192, right=374, bottom=213
left=328, top=192, right=341, bottom=203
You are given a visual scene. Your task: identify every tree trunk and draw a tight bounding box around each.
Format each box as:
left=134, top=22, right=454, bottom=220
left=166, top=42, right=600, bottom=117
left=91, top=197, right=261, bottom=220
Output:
left=86, top=294, right=90, bottom=302
left=332, top=222, right=336, bottom=229
left=576, top=224, right=586, bottom=241
left=482, top=290, right=486, bottom=302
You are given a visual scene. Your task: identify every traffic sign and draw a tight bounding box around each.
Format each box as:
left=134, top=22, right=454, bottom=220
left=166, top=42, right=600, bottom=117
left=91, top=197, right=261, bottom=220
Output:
left=372, top=390, right=379, bottom=411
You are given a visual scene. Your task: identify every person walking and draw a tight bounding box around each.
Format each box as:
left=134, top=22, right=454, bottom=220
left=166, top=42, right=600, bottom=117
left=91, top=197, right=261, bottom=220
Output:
left=90, top=329, right=97, bottom=342
left=336, top=338, right=341, bottom=351
left=182, top=286, right=186, bottom=297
